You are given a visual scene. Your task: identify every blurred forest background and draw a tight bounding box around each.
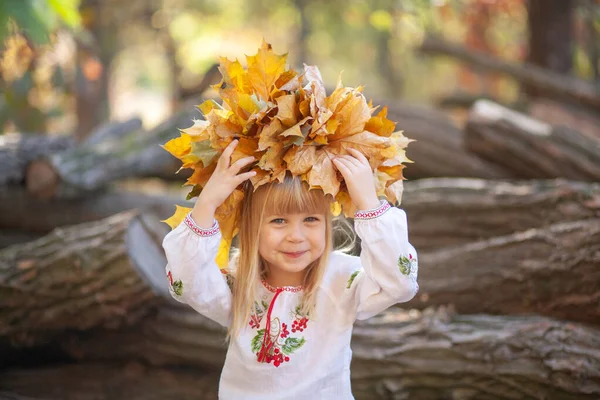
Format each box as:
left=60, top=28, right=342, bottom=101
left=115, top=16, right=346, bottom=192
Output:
left=1, top=0, right=600, bottom=399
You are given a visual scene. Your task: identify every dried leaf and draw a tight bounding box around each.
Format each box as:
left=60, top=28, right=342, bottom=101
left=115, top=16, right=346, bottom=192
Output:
left=162, top=205, right=193, bottom=230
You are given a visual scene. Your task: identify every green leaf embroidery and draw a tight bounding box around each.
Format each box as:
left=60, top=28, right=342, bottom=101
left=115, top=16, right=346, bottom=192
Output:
left=346, top=270, right=360, bottom=289
left=251, top=329, right=265, bottom=353
left=398, top=255, right=416, bottom=276
left=172, top=280, right=183, bottom=296
left=282, top=337, right=306, bottom=355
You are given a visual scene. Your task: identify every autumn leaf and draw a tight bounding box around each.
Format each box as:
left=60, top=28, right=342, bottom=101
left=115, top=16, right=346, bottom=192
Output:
left=258, top=118, right=284, bottom=151
left=275, top=94, right=298, bottom=126
left=161, top=205, right=192, bottom=229
left=365, top=106, right=396, bottom=137
left=246, top=40, right=287, bottom=101
left=283, top=145, right=316, bottom=175
left=308, top=150, right=339, bottom=197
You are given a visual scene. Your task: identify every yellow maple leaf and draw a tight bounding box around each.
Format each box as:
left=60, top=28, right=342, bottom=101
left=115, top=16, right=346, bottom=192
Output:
left=246, top=40, right=288, bottom=101
left=308, top=149, right=339, bottom=197
left=161, top=205, right=192, bottom=229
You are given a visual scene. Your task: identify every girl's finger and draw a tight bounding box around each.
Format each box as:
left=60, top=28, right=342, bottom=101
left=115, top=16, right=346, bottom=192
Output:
left=332, top=158, right=352, bottom=179
left=235, top=170, right=257, bottom=184
left=218, top=139, right=239, bottom=169
left=347, top=148, right=369, bottom=165
left=338, top=154, right=361, bottom=169
left=229, top=155, right=256, bottom=175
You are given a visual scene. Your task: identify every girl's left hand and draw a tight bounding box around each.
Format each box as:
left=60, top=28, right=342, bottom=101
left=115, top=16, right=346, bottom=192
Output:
left=332, top=148, right=380, bottom=211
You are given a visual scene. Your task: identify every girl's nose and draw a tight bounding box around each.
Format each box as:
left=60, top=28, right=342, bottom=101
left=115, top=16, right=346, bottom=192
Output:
left=286, top=223, right=306, bottom=242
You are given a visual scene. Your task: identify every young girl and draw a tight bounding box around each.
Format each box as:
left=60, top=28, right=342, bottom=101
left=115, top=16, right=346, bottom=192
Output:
left=162, top=140, right=419, bottom=399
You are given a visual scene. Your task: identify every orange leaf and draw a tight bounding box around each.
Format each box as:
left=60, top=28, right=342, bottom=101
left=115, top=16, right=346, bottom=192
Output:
left=258, top=118, right=284, bottom=151
left=283, top=145, right=316, bottom=175
left=275, top=94, right=298, bottom=126
left=308, top=150, right=339, bottom=197
left=364, top=106, right=396, bottom=137
left=246, top=40, right=288, bottom=101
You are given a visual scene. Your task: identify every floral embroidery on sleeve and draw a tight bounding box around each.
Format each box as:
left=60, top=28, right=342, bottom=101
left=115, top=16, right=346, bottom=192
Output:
left=398, top=254, right=417, bottom=275
left=167, top=271, right=183, bottom=296
left=346, top=270, right=360, bottom=289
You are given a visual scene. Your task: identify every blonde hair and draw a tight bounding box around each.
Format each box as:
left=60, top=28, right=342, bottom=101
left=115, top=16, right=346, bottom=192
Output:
left=228, top=174, right=334, bottom=339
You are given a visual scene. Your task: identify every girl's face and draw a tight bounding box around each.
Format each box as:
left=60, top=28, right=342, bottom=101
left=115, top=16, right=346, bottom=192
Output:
left=258, top=211, right=327, bottom=277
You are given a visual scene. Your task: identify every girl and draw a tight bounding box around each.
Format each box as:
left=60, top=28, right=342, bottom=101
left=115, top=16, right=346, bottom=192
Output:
left=163, top=140, right=419, bottom=399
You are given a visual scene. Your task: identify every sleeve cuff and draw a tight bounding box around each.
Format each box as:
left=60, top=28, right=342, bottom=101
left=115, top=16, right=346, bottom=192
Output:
left=354, top=200, right=391, bottom=220
left=184, top=212, right=220, bottom=237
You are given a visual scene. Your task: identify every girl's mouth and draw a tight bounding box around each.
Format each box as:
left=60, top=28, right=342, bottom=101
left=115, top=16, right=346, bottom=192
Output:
left=282, top=251, right=308, bottom=258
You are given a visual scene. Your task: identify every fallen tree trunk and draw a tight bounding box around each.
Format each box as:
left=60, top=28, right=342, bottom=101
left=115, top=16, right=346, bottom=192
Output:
left=406, top=218, right=600, bottom=325
left=0, top=363, right=220, bottom=400
left=0, top=119, right=142, bottom=188
left=419, top=35, right=600, bottom=111
left=465, top=100, right=600, bottom=181
left=0, top=186, right=190, bottom=234
left=384, top=102, right=513, bottom=180
left=350, top=308, right=600, bottom=400
left=402, top=178, right=600, bottom=250
left=0, top=210, right=158, bottom=347
left=53, top=306, right=600, bottom=399
left=24, top=111, right=191, bottom=199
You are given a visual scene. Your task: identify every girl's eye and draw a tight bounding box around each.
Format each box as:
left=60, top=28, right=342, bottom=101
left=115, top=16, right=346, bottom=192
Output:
left=270, top=218, right=285, bottom=224
left=305, top=216, right=320, bottom=222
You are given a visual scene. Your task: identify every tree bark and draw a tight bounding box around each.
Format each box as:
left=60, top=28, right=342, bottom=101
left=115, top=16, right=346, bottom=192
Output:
left=465, top=100, right=600, bottom=180
left=0, top=363, right=220, bottom=400
left=384, top=102, right=512, bottom=179
left=0, top=118, right=141, bottom=188
left=53, top=307, right=600, bottom=399
left=350, top=309, right=600, bottom=400
left=23, top=98, right=201, bottom=199
left=0, top=186, right=189, bottom=234
left=419, top=35, right=600, bottom=111
left=402, top=178, right=600, bottom=251
left=405, top=218, right=600, bottom=325
left=0, top=210, right=158, bottom=347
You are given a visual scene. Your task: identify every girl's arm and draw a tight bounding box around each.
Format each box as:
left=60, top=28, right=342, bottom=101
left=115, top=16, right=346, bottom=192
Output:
left=163, top=213, right=232, bottom=326
left=346, top=201, right=418, bottom=320
left=162, top=139, right=256, bottom=327
left=332, top=149, right=418, bottom=321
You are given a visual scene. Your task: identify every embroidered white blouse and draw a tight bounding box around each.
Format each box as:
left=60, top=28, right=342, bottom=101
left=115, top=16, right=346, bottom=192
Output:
left=162, top=201, right=419, bottom=400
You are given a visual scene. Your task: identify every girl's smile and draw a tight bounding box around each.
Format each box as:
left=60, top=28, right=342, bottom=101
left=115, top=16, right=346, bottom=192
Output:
left=258, top=212, right=327, bottom=286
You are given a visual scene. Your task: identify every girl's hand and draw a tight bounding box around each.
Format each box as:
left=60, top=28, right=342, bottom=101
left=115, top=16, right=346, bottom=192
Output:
left=192, top=140, right=256, bottom=227
left=332, top=148, right=380, bottom=211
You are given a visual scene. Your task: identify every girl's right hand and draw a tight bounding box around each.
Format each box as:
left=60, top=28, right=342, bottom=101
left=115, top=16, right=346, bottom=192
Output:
left=192, top=140, right=256, bottom=227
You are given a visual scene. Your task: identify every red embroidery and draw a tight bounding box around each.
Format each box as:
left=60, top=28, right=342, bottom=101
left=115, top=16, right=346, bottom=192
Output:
left=354, top=201, right=391, bottom=220
left=249, top=293, right=308, bottom=368
left=184, top=213, right=219, bottom=237
left=261, top=279, right=303, bottom=293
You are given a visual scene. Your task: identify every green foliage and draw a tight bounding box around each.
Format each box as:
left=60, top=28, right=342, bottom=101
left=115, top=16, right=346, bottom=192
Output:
left=0, top=0, right=81, bottom=45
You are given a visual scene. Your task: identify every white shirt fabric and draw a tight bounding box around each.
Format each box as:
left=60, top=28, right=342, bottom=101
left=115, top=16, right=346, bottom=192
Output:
left=162, top=201, right=419, bottom=399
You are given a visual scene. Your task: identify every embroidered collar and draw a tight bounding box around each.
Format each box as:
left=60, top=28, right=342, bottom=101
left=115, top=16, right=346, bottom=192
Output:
left=261, top=279, right=303, bottom=293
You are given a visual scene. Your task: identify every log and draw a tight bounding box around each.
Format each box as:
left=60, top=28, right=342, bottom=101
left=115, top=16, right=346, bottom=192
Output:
left=465, top=100, right=600, bottom=181
left=53, top=307, right=600, bottom=399
left=0, top=119, right=142, bottom=187
left=402, top=178, right=600, bottom=250
left=419, top=35, right=600, bottom=111
left=0, top=363, right=220, bottom=400
left=23, top=67, right=222, bottom=200
left=383, top=102, right=513, bottom=179
left=0, top=186, right=191, bottom=234
left=350, top=308, right=600, bottom=399
left=406, top=218, right=600, bottom=325
left=0, top=210, right=159, bottom=347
